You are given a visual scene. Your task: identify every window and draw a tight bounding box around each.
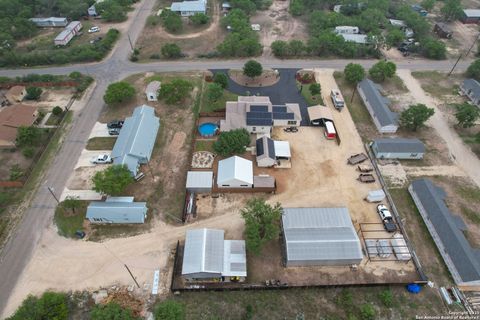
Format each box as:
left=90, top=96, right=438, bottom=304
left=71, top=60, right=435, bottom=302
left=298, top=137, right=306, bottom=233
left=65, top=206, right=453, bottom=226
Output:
left=287, top=121, right=296, bottom=125
left=222, top=184, right=230, bottom=187
left=240, top=184, right=248, bottom=187
left=252, top=127, right=256, bottom=132
left=410, top=153, right=417, bottom=157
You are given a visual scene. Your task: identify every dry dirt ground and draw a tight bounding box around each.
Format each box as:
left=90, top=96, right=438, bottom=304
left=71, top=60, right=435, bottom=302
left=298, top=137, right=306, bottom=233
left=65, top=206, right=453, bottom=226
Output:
left=20, top=88, right=75, bottom=112
left=445, top=20, right=479, bottom=58
left=251, top=0, right=307, bottom=57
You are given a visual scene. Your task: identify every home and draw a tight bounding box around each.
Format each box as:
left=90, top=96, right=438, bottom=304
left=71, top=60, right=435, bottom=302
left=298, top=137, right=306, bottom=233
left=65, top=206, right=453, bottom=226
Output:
left=371, top=138, right=425, bottom=159
left=217, top=156, right=253, bottom=188
left=54, top=21, right=83, bottom=46
left=460, top=79, right=480, bottom=107
left=255, top=136, right=291, bottom=168
left=86, top=197, right=148, bottom=224
left=29, top=17, right=68, bottom=27
left=111, top=105, right=160, bottom=177
left=357, top=79, right=398, bottom=133
left=182, top=228, right=247, bottom=282
left=334, top=26, right=359, bottom=34
left=0, top=104, right=38, bottom=148
left=434, top=22, right=453, bottom=39
left=461, top=9, right=480, bottom=24
left=145, top=81, right=161, bottom=102
left=220, top=96, right=301, bottom=135
left=170, top=0, right=207, bottom=16
left=5, top=86, right=27, bottom=104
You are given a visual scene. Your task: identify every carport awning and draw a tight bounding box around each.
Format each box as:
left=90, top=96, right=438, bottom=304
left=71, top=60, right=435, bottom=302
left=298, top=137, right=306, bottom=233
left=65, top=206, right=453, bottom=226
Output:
left=274, top=141, right=291, bottom=158
left=307, top=106, right=333, bottom=122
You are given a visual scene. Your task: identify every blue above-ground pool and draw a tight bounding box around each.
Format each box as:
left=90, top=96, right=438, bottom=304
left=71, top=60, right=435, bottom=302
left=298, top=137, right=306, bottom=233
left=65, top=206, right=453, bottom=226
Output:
left=198, top=122, right=218, bottom=137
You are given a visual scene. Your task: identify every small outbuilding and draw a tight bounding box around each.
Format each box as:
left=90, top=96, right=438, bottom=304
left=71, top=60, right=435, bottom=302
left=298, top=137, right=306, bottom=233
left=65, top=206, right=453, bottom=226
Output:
left=5, top=86, right=26, bottom=104
left=282, top=207, right=363, bottom=266
left=217, top=156, right=253, bottom=188
left=434, top=22, right=453, bottom=39
left=255, top=136, right=291, bottom=168
left=86, top=197, right=148, bottom=224
left=145, top=81, right=161, bottom=102
left=371, top=138, right=425, bottom=159
left=186, top=171, right=213, bottom=193
left=307, top=105, right=333, bottom=126
left=460, top=79, right=480, bottom=107
left=461, top=9, right=480, bottom=24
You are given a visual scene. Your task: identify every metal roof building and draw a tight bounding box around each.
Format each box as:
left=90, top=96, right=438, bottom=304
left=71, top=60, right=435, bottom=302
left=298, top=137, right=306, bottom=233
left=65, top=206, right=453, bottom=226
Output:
left=460, top=79, right=480, bottom=107
left=171, top=0, right=206, bottom=16
left=409, top=179, right=480, bottom=289
left=282, top=207, right=363, bottom=266
left=340, top=34, right=369, bottom=44
left=217, top=156, right=253, bottom=188
left=371, top=138, right=425, bottom=159
left=86, top=198, right=148, bottom=224
left=358, top=79, right=398, bottom=133
left=307, top=105, right=333, bottom=126
left=112, top=105, right=160, bottom=176
left=182, top=228, right=247, bottom=280
left=29, top=17, right=68, bottom=27
left=186, top=171, right=213, bottom=193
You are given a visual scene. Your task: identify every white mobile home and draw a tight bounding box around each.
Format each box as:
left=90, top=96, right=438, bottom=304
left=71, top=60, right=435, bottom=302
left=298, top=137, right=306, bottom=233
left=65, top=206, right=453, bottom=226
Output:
left=371, top=138, right=425, bottom=159
left=334, top=26, right=359, bottom=34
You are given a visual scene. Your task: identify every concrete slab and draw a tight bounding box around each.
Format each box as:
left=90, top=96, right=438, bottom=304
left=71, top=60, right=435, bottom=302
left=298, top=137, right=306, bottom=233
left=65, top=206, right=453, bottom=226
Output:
left=74, top=150, right=112, bottom=169
left=60, top=188, right=103, bottom=202
left=88, top=122, right=111, bottom=139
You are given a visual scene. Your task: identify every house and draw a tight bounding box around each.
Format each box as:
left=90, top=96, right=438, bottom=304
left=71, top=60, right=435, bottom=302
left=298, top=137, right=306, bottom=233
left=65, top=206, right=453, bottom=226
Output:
left=29, top=17, right=68, bottom=27
left=255, top=136, right=291, bottom=167
left=54, top=21, right=82, bottom=46
left=5, top=86, right=27, bottom=104
left=307, top=105, right=333, bottom=126
left=0, top=104, right=38, bottom=148
left=340, top=34, right=369, bottom=44
left=182, top=228, right=247, bottom=282
left=357, top=79, right=398, bottom=133
left=371, top=138, right=425, bottom=159
left=66, top=21, right=83, bottom=35
left=86, top=197, right=148, bottom=224
left=461, top=9, right=480, bottom=24
left=434, top=22, right=453, bottom=39
left=217, top=156, right=253, bottom=188
left=186, top=171, right=213, bottom=193
left=460, top=79, right=480, bottom=107
left=111, top=105, right=160, bottom=176
left=220, top=96, right=302, bottom=134
left=145, top=81, right=161, bottom=102
left=282, top=207, right=363, bottom=266
left=409, top=179, right=480, bottom=290
left=170, top=0, right=207, bottom=16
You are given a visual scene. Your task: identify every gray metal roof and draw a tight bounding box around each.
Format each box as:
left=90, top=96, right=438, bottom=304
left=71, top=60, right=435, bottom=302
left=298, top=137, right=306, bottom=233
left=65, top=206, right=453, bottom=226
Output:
left=358, top=79, right=398, bottom=128
left=223, top=240, right=247, bottom=277
left=171, top=0, right=206, bottom=12
left=282, top=208, right=363, bottom=263
left=182, top=229, right=225, bottom=275
left=186, top=171, right=213, bottom=189
left=462, top=79, right=480, bottom=101
left=463, top=9, right=480, bottom=17
left=86, top=201, right=147, bottom=223
left=373, top=138, right=425, bottom=154
left=55, top=29, right=72, bottom=41
left=112, top=105, right=160, bottom=176
left=410, top=179, right=480, bottom=283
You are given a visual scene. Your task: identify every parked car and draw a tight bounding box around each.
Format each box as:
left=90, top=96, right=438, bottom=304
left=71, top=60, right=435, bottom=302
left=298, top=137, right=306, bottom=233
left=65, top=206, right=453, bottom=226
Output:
left=88, top=26, right=100, bottom=33
left=89, top=36, right=102, bottom=44
left=107, top=120, right=124, bottom=129
left=90, top=154, right=113, bottom=164
left=377, top=204, right=397, bottom=232
left=75, top=230, right=86, bottom=239
left=108, top=128, right=120, bottom=136
left=330, top=89, right=345, bottom=111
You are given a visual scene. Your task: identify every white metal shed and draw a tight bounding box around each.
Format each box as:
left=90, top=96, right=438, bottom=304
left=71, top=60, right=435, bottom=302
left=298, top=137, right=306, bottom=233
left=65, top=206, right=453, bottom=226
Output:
left=186, top=171, right=213, bottom=193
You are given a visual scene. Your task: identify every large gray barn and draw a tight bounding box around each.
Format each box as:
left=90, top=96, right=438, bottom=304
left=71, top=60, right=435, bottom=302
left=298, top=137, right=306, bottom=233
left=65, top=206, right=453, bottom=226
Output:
left=371, top=138, right=425, bottom=159
left=282, top=207, right=363, bottom=267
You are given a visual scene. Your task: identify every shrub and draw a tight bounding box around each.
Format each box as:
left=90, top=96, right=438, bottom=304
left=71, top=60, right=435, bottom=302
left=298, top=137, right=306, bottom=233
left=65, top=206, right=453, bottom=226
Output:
left=8, top=292, right=69, bottom=320
left=379, top=289, right=393, bottom=307
left=26, top=87, right=42, bottom=100
left=147, top=15, right=162, bottom=27
left=189, top=13, right=210, bottom=25
left=162, top=11, right=183, bottom=33
left=467, top=59, right=480, bottom=81
left=92, top=165, right=134, bottom=196
left=69, top=71, right=82, bottom=80
left=52, top=106, right=63, bottom=116
left=103, top=81, right=136, bottom=105
left=309, top=83, right=321, bottom=96
left=161, top=43, right=182, bottom=59
left=243, top=60, right=263, bottom=78
left=359, top=304, right=375, bottom=320
left=9, top=165, right=23, bottom=181
left=22, top=146, right=35, bottom=158
left=159, top=78, right=193, bottom=104
left=213, top=73, right=229, bottom=89
left=16, top=126, right=41, bottom=147
left=154, top=300, right=185, bottom=320
left=150, top=54, right=161, bottom=59
left=207, top=83, right=224, bottom=102
left=91, top=302, right=140, bottom=320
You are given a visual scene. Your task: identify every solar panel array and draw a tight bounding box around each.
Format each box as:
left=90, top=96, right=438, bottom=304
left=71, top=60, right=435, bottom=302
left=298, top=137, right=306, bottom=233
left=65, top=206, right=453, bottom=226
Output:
left=256, top=138, right=264, bottom=156
left=246, top=111, right=273, bottom=126
left=273, top=112, right=295, bottom=120
left=273, top=106, right=287, bottom=113
left=250, top=105, right=269, bottom=112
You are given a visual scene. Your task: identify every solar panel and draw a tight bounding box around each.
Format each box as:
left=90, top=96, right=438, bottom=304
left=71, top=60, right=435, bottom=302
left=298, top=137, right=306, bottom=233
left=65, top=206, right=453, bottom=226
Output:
left=250, top=105, right=268, bottom=112
left=256, top=138, right=264, bottom=156
left=267, top=138, right=275, bottom=159
left=273, top=106, right=287, bottom=113
left=247, top=118, right=272, bottom=126
left=273, top=112, right=295, bottom=120
left=247, top=112, right=272, bottom=119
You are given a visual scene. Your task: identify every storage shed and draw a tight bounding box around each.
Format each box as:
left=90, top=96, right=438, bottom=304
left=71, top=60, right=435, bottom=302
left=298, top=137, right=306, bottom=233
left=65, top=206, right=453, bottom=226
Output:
left=186, top=171, right=213, bottom=193
left=371, top=138, right=425, bottom=159
left=461, top=9, right=480, bottom=24
left=282, top=207, right=363, bottom=266
left=86, top=198, right=148, bottom=224
left=307, top=105, right=333, bottom=126
left=145, top=81, right=161, bottom=102
left=460, top=79, right=480, bottom=107
left=217, top=156, right=253, bottom=188
left=434, top=22, right=453, bottom=39
left=256, top=136, right=276, bottom=167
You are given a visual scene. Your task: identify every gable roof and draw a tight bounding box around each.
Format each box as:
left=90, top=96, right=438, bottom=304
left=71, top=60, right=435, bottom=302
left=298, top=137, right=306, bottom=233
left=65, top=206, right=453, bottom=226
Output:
left=7, top=86, right=25, bottom=97
left=307, top=105, right=333, bottom=122
left=373, top=138, right=425, bottom=154
left=182, top=229, right=225, bottom=275
left=358, top=79, right=398, bottom=128
left=186, top=171, right=213, bottom=189
left=112, top=105, right=160, bottom=175
left=217, top=156, right=253, bottom=185
left=256, top=136, right=275, bottom=160
left=340, top=34, right=369, bottom=44
left=410, top=179, right=480, bottom=284
left=463, top=9, right=480, bottom=18
left=462, top=79, right=480, bottom=101
left=274, top=140, right=291, bottom=158
left=171, top=0, right=206, bottom=12
left=0, top=104, right=38, bottom=144
left=86, top=201, right=148, bottom=222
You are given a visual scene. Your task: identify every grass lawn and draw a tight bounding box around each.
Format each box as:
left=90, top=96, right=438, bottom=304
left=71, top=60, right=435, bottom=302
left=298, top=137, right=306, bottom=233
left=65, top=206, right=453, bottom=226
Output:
left=86, top=137, right=116, bottom=150
left=45, top=113, right=63, bottom=126
left=296, top=81, right=324, bottom=106
left=194, top=140, right=215, bottom=152
left=411, top=71, right=462, bottom=101
left=200, top=88, right=238, bottom=113
left=54, top=200, right=88, bottom=238
left=381, top=75, right=409, bottom=95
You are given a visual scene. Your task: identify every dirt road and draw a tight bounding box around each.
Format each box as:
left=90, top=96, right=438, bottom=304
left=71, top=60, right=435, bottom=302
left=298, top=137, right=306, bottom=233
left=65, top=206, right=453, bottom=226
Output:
left=397, top=70, right=480, bottom=188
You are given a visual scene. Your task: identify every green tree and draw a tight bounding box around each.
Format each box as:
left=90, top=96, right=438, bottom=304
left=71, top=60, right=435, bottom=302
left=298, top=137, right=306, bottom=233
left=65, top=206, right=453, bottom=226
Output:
left=189, top=13, right=209, bottom=25
left=441, top=0, right=463, bottom=20
left=421, top=38, right=446, bottom=60
left=8, top=291, right=69, bottom=320
left=213, top=73, right=229, bottom=89
left=243, top=60, right=263, bottom=78
left=161, top=43, right=182, bottom=59
left=98, top=1, right=128, bottom=22
left=26, top=86, right=42, bottom=100
left=61, top=196, right=81, bottom=214
left=309, top=83, right=321, bottom=96
left=91, top=302, right=140, bottom=320
left=206, top=83, right=224, bottom=102
left=69, top=71, right=82, bottom=80
left=455, top=103, right=480, bottom=128
left=344, top=63, right=366, bottom=102
left=289, top=0, right=305, bottom=16
left=52, top=106, right=63, bottom=116
left=230, top=0, right=257, bottom=15
left=103, top=81, right=135, bottom=105
left=16, top=126, right=40, bottom=147
left=271, top=40, right=289, bottom=57
left=22, top=146, right=34, bottom=158
left=9, top=165, right=23, bottom=181
left=421, top=0, right=435, bottom=11
left=162, top=11, right=183, bottom=32
left=92, top=165, right=134, bottom=196
left=154, top=300, right=185, bottom=320
left=159, top=78, right=193, bottom=104
left=213, top=128, right=250, bottom=156
left=385, top=28, right=405, bottom=48
left=241, top=198, right=282, bottom=255
left=288, top=40, right=305, bottom=56
left=467, top=59, right=480, bottom=81
left=400, top=103, right=435, bottom=131
left=368, top=60, right=396, bottom=82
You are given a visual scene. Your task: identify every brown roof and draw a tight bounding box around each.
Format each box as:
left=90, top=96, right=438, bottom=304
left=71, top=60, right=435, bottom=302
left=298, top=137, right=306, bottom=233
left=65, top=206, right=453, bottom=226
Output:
left=0, top=104, right=38, bottom=143
left=7, top=86, right=26, bottom=97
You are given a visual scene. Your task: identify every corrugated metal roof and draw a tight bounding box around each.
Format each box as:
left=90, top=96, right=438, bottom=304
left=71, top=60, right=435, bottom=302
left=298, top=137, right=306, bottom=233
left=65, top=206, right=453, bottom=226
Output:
left=223, top=240, right=247, bottom=277
left=373, top=138, right=425, bottom=154
left=171, top=0, right=206, bottom=12
left=410, top=179, right=480, bottom=283
left=112, top=105, right=160, bottom=175
left=464, top=9, right=480, bottom=17
left=182, top=229, right=224, bottom=275
left=282, top=208, right=363, bottom=264
left=186, top=171, right=213, bottom=189
left=340, top=34, right=368, bottom=44
left=274, top=141, right=290, bottom=158
left=358, top=79, right=398, bottom=128
left=217, top=156, right=253, bottom=185
left=55, top=29, right=72, bottom=41
left=86, top=201, right=147, bottom=223
left=462, top=79, right=480, bottom=101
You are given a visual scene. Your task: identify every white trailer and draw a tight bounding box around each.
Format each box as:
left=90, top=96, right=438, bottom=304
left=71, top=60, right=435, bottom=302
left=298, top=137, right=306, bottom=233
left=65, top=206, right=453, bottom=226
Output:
left=365, top=189, right=386, bottom=202
left=334, top=26, right=359, bottom=34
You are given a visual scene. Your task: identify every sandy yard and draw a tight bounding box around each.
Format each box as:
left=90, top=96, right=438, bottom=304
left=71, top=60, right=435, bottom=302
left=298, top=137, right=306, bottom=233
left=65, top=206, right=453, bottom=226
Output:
left=446, top=20, right=479, bottom=58
left=19, top=88, right=75, bottom=111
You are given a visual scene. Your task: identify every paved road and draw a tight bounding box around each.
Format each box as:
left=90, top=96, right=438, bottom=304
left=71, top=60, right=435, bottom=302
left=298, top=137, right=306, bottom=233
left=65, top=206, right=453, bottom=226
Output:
left=0, top=0, right=476, bottom=314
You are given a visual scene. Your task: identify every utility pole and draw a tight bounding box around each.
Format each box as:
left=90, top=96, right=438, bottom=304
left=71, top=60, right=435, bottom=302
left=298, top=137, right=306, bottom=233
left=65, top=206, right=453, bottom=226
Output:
left=47, top=187, right=60, bottom=204
left=124, top=264, right=140, bottom=288
left=448, top=54, right=462, bottom=77
left=127, top=33, right=134, bottom=51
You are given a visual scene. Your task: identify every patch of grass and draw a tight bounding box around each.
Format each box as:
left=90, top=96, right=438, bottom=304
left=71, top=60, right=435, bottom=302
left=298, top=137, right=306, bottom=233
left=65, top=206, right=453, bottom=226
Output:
left=86, top=137, right=116, bottom=150
left=296, top=81, right=324, bottom=106
left=54, top=201, right=88, bottom=238
left=381, top=75, right=408, bottom=94
left=411, top=71, right=461, bottom=100
left=200, top=87, right=238, bottom=113
left=45, top=113, right=63, bottom=126
left=462, top=206, right=480, bottom=224
left=195, top=140, right=214, bottom=152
